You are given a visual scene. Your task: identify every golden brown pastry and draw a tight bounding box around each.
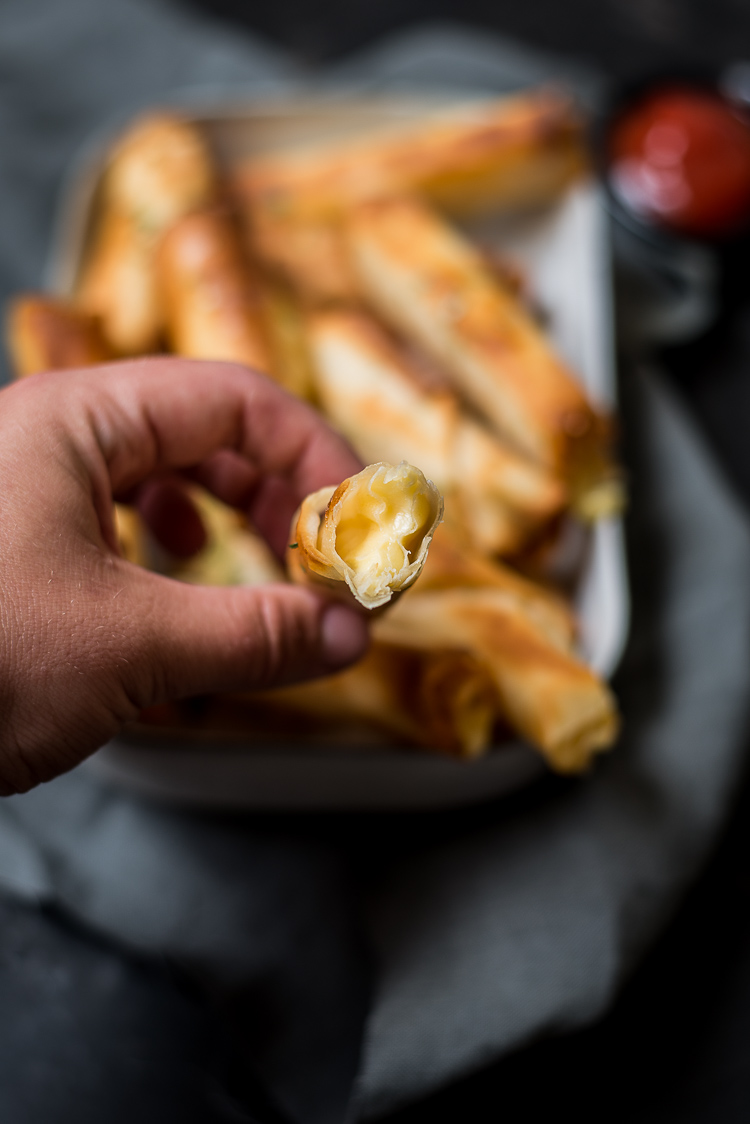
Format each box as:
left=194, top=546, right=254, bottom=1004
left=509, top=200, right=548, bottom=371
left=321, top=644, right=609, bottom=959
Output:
left=375, top=587, right=618, bottom=772
left=346, top=196, right=614, bottom=500
left=256, top=278, right=317, bottom=400
left=233, top=88, right=586, bottom=224
left=308, top=309, right=566, bottom=555
left=246, top=641, right=499, bottom=758
left=245, top=209, right=359, bottom=305
left=288, top=462, right=443, bottom=610
left=235, top=90, right=585, bottom=304
left=105, top=113, right=217, bottom=228
left=6, top=295, right=112, bottom=378
left=77, top=113, right=217, bottom=354
left=419, top=524, right=576, bottom=653
left=157, top=207, right=271, bottom=371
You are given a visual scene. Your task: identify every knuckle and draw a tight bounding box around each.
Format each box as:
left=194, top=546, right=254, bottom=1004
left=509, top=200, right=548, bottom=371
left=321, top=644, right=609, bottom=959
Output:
left=250, top=590, right=310, bottom=688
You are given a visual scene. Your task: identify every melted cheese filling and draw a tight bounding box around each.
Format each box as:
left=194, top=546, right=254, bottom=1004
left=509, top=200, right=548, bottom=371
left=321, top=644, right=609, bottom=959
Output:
left=332, top=464, right=435, bottom=600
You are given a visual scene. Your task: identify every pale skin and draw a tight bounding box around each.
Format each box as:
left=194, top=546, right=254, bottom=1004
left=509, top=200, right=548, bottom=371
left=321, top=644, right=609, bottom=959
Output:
left=0, top=358, right=369, bottom=796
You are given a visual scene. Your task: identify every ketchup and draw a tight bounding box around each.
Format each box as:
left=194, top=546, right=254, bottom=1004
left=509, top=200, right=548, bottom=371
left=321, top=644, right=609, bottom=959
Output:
left=608, top=86, right=750, bottom=238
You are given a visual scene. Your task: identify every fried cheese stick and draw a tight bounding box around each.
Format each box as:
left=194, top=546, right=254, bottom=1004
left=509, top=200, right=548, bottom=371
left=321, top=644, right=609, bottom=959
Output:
left=346, top=196, right=613, bottom=495
left=244, top=209, right=360, bottom=305
left=245, top=642, right=498, bottom=758
left=288, top=462, right=443, bottom=610
left=235, top=91, right=585, bottom=303
left=233, top=89, right=586, bottom=224
left=255, top=278, right=317, bottom=400
left=157, top=207, right=271, bottom=371
left=375, top=588, right=618, bottom=772
left=308, top=309, right=566, bottom=555
left=77, top=113, right=217, bottom=354
left=6, top=295, right=112, bottom=378
left=419, top=524, right=576, bottom=653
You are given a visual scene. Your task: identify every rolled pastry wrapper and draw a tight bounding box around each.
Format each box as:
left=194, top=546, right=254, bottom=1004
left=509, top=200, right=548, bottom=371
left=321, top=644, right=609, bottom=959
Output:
left=232, top=89, right=585, bottom=225
left=245, top=642, right=498, bottom=758
left=77, top=114, right=217, bottom=354
left=308, top=309, right=566, bottom=555
left=5, top=295, right=112, bottom=378
left=76, top=210, right=164, bottom=356
left=375, top=588, right=618, bottom=773
left=289, top=462, right=443, bottom=610
left=419, top=523, right=576, bottom=654
left=242, top=206, right=359, bottom=305
left=346, top=196, right=615, bottom=494
left=105, top=113, right=218, bottom=230
left=254, top=278, right=316, bottom=401
left=157, top=207, right=271, bottom=371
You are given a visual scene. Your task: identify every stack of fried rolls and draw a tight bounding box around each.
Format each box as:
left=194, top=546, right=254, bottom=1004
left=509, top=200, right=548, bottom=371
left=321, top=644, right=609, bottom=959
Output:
left=4, top=92, right=623, bottom=772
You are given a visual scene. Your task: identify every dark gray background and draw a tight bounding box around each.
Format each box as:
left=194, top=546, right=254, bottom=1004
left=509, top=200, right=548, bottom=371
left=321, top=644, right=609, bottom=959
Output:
left=4, top=2, right=750, bottom=1122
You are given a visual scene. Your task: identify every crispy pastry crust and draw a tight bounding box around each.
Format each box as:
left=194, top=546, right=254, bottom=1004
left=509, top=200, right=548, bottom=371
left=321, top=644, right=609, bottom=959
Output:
left=77, top=114, right=217, bottom=354
left=234, top=91, right=585, bottom=303
left=6, top=295, right=112, bottom=378
left=308, top=308, right=566, bottom=555
left=346, top=196, right=613, bottom=488
left=419, top=524, right=577, bottom=653
left=157, top=207, right=271, bottom=371
left=375, top=588, right=619, bottom=772
left=245, top=642, right=499, bottom=758
left=233, top=89, right=586, bottom=223
left=244, top=210, right=359, bottom=304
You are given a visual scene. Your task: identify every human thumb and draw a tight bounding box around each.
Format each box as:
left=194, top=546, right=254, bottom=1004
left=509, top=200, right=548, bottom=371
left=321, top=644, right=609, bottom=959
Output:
left=121, top=569, right=371, bottom=706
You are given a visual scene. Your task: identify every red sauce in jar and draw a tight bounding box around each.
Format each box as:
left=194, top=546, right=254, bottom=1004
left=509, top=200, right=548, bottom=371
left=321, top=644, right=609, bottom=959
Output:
left=609, top=86, right=750, bottom=238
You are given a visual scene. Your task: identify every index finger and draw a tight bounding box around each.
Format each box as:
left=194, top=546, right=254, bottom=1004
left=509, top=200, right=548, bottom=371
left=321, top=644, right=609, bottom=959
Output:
left=56, top=357, right=362, bottom=501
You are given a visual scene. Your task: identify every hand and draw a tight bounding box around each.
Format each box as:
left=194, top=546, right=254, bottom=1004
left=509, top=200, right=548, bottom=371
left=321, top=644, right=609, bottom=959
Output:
left=0, top=358, right=369, bottom=795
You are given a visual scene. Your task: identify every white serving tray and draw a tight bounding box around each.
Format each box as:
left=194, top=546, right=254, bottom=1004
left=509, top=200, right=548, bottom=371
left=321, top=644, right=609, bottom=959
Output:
left=48, top=97, right=629, bottom=810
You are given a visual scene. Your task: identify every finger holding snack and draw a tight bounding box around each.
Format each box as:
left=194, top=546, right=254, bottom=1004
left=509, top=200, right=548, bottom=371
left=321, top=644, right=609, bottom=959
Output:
left=0, top=358, right=369, bottom=795
left=6, top=87, right=624, bottom=786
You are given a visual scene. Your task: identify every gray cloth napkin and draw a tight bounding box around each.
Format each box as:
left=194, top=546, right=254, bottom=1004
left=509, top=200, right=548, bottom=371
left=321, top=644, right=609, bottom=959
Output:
left=2, top=1, right=750, bottom=1121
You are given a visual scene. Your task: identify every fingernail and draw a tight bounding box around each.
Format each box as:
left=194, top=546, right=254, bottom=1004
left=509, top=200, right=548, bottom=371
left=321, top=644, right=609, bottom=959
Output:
left=321, top=604, right=369, bottom=668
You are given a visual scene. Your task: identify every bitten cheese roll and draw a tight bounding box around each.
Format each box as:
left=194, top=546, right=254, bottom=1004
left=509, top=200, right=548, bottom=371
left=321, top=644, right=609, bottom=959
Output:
left=77, top=113, right=217, bottom=354
left=6, top=295, right=112, bottom=378
left=288, top=462, right=443, bottom=610
left=375, top=587, right=619, bottom=773
left=347, top=196, right=615, bottom=503
left=157, top=207, right=271, bottom=371
left=308, top=309, right=566, bottom=555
